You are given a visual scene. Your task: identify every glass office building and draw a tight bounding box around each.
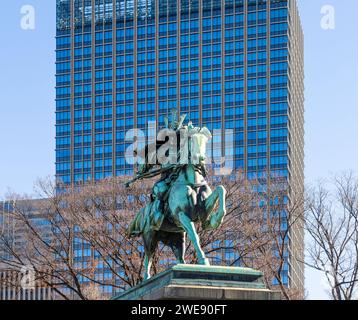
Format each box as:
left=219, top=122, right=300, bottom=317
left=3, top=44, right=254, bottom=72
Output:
left=56, top=0, right=304, bottom=295
left=0, top=201, right=55, bottom=300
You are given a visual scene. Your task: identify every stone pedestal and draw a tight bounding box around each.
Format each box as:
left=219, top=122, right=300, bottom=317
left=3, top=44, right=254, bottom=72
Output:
left=112, top=264, right=281, bottom=300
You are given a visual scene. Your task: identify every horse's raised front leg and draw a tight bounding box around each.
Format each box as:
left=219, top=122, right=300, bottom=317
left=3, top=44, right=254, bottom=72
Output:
left=203, top=185, right=227, bottom=230
left=177, top=212, right=210, bottom=265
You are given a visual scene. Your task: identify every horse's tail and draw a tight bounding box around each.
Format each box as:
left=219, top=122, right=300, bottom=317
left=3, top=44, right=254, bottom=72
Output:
left=127, top=208, right=145, bottom=238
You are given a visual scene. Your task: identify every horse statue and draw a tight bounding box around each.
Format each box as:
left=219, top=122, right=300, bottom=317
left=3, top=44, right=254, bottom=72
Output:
left=126, top=118, right=227, bottom=280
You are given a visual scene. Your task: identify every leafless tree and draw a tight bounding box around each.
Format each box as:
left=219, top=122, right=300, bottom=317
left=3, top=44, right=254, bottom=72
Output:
left=182, top=172, right=305, bottom=300
left=0, top=177, right=175, bottom=300
left=305, top=172, right=358, bottom=300
left=1, top=172, right=304, bottom=300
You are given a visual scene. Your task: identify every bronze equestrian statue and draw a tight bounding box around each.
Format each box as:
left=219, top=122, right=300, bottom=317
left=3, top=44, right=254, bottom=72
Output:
left=126, top=114, right=227, bottom=280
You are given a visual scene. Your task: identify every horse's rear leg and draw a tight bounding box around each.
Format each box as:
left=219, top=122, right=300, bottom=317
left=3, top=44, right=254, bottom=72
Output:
left=143, top=232, right=158, bottom=280
left=203, top=185, right=227, bottom=230
left=170, top=233, right=186, bottom=264
left=144, top=254, right=153, bottom=281
left=177, top=212, right=210, bottom=265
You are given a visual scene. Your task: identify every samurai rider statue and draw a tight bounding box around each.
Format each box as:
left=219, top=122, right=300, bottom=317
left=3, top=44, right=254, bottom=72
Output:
left=126, top=111, right=227, bottom=280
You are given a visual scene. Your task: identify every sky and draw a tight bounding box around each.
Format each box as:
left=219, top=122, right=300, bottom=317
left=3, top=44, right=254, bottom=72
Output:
left=0, top=0, right=357, bottom=299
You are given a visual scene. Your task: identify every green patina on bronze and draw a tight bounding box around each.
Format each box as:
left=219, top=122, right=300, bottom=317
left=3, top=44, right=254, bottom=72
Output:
left=112, top=264, right=269, bottom=300
left=126, top=112, right=227, bottom=281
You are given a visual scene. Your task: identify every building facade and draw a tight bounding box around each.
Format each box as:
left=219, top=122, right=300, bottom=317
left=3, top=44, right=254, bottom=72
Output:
left=0, top=268, right=54, bottom=301
left=55, top=0, right=304, bottom=295
left=0, top=201, right=54, bottom=300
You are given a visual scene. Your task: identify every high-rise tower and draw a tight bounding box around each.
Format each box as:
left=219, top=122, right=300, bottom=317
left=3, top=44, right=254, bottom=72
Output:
left=55, top=0, right=304, bottom=295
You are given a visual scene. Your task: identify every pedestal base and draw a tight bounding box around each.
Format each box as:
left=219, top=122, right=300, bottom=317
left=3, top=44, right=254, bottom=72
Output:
left=112, top=264, right=281, bottom=300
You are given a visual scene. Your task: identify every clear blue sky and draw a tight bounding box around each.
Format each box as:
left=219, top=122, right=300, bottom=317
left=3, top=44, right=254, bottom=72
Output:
left=0, top=0, right=357, bottom=299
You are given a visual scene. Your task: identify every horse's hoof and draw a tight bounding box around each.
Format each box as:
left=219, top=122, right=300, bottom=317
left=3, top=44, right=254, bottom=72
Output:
left=198, top=258, right=210, bottom=266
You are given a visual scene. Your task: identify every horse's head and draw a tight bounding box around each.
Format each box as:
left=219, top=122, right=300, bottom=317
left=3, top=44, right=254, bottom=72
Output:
left=189, top=127, right=212, bottom=165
